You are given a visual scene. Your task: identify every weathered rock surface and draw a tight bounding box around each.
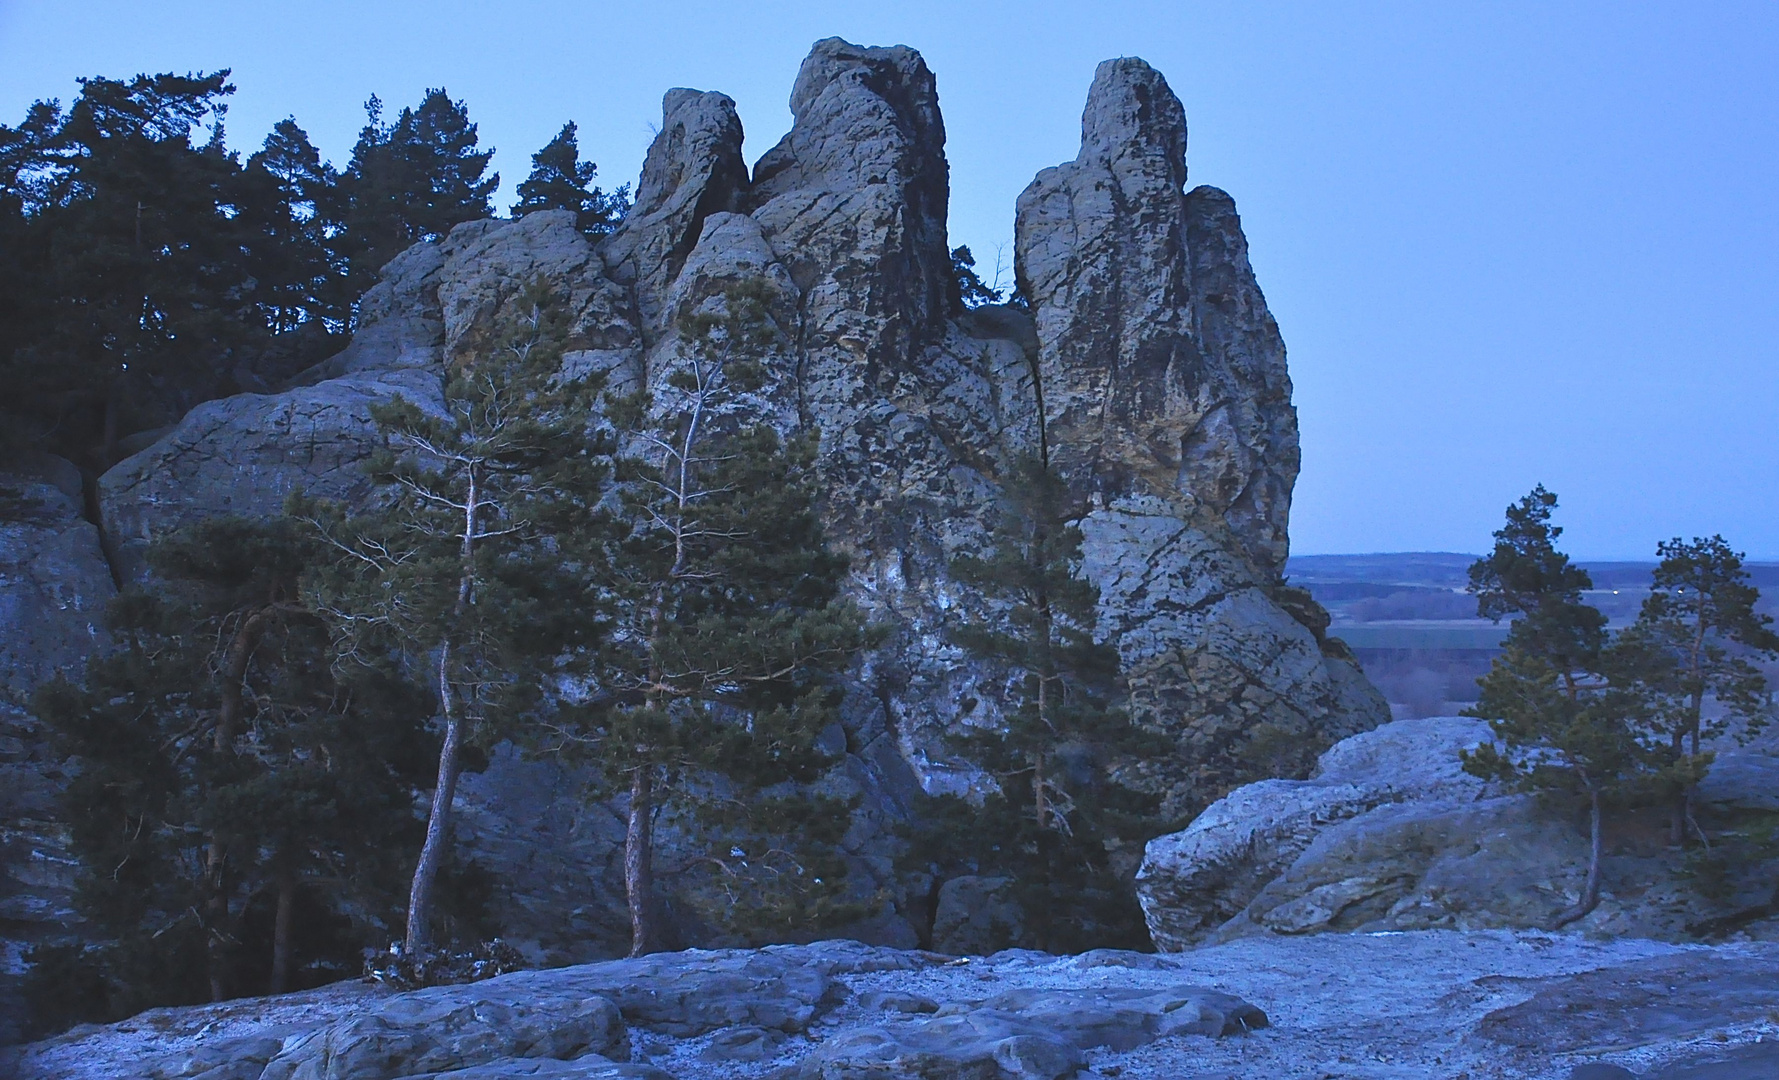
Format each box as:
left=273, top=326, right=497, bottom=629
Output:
left=1138, top=717, right=1779, bottom=951
left=930, top=876, right=1022, bottom=956
left=0, top=456, right=109, bottom=1044
left=0, top=455, right=114, bottom=697
left=1137, top=716, right=1496, bottom=948
left=13, top=934, right=1779, bottom=1080
left=1015, top=58, right=1382, bottom=814
left=3, top=38, right=1390, bottom=969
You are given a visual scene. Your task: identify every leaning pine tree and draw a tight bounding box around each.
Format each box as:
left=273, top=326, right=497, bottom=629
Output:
left=547, top=279, right=868, bottom=956
left=300, top=279, right=609, bottom=961
left=1460, top=485, right=1642, bottom=928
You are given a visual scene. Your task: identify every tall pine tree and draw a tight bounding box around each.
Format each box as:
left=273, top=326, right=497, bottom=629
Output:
left=546, top=279, right=868, bottom=956
left=0, top=72, right=258, bottom=466
left=29, top=517, right=431, bottom=1026
left=1461, top=486, right=1638, bottom=927
left=335, top=90, right=497, bottom=302
left=923, top=449, right=1163, bottom=952
left=1610, top=535, right=1779, bottom=845
left=513, top=121, right=628, bottom=237
left=300, top=279, right=608, bottom=959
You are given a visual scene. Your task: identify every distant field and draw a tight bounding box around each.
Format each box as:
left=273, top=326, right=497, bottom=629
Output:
left=1283, top=552, right=1779, bottom=719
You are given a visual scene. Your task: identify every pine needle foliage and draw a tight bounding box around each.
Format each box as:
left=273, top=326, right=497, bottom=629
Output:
left=543, top=279, right=871, bottom=955
left=1609, top=535, right=1779, bottom=845
left=298, top=278, right=611, bottom=958
left=27, top=517, right=431, bottom=1030
left=1461, top=486, right=1642, bottom=928
left=928, top=454, right=1164, bottom=952
left=513, top=121, right=629, bottom=237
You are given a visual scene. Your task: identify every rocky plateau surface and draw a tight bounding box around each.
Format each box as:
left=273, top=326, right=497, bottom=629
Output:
left=9, top=934, right=1779, bottom=1080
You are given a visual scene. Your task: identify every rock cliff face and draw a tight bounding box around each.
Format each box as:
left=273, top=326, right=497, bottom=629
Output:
left=0, top=38, right=1387, bottom=969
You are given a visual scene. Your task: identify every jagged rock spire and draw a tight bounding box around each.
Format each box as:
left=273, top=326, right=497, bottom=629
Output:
left=601, top=88, right=749, bottom=337
left=1016, top=57, right=1297, bottom=573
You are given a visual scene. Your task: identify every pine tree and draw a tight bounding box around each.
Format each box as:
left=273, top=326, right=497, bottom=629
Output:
left=513, top=122, right=629, bottom=237
left=0, top=72, right=260, bottom=467
left=236, top=118, right=349, bottom=380
left=28, top=517, right=431, bottom=1025
left=933, top=452, right=1163, bottom=951
left=336, top=90, right=497, bottom=301
left=1609, top=536, right=1779, bottom=845
left=547, top=279, right=868, bottom=956
left=1461, top=486, right=1636, bottom=927
left=300, top=280, right=608, bottom=959
left=951, top=245, right=1004, bottom=309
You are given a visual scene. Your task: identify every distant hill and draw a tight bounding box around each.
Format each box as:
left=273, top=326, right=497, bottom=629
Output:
left=1284, top=552, right=1779, bottom=719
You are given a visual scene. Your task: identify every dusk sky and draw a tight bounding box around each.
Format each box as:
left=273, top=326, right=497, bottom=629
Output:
left=4, top=1, right=1774, bottom=559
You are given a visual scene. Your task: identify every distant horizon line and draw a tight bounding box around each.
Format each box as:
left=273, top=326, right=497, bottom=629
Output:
left=1288, top=550, right=1779, bottom=564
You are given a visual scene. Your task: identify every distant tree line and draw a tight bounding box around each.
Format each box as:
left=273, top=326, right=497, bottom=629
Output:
left=0, top=70, right=625, bottom=476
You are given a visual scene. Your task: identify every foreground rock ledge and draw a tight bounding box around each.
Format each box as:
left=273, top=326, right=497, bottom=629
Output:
left=11, top=933, right=1779, bottom=1080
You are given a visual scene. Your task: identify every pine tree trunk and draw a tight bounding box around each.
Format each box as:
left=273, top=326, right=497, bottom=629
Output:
left=203, top=845, right=232, bottom=1002
left=405, top=645, right=464, bottom=958
left=202, top=608, right=270, bottom=1002
left=626, top=766, right=656, bottom=957
left=271, top=868, right=296, bottom=994
left=1552, top=784, right=1604, bottom=929
left=405, top=467, right=480, bottom=959
left=1669, top=730, right=1686, bottom=846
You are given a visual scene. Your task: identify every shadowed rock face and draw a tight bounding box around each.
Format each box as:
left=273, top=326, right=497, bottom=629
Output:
left=1, top=38, right=1388, bottom=963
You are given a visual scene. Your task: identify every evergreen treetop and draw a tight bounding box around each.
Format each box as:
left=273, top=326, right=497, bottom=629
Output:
left=513, top=121, right=629, bottom=237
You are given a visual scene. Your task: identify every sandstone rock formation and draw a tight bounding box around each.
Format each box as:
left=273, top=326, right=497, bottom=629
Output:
left=1137, top=717, right=1779, bottom=951
left=0, top=455, right=113, bottom=696
left=1, top=37, right=1389, bottom=969
left=11, top=933, right=1779, bottom=1080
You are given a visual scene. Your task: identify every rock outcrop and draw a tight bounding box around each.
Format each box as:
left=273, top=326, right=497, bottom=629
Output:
left=1137, top=717, right=1779, bottom=951
left=12, top=933, right=1779, bottom=1080
left=0, top=455, right=113, bottom=696
left=2, top=37, right=1389, bottom=967
left=0, top=456, right=109, bottom=1044
left=1016, top=59, right=1381, bottom=817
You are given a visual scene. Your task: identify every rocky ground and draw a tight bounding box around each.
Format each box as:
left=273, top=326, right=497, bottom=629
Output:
left=8, top=932, right=1779, bottom=1079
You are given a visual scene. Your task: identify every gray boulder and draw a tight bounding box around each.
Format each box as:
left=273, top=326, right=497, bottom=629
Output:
left=98, top=368, right=445, bottom=582
left=1139, top=717, right=1779, bottom=949
left=1137, top=716, right=1495, bottom=949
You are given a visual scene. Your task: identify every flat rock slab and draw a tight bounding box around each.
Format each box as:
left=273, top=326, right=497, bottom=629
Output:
left=11, top=933, right=1779, bottom=1080
left=1475, top=953, right=1779, bottom=1054
left=792, top=984, right=1264, bottom=1079
left=1648, top=1041, right=1779, bottom=1079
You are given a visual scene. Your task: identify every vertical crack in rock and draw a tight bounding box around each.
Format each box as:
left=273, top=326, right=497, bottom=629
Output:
left=601, top=88, right=749, bottom=340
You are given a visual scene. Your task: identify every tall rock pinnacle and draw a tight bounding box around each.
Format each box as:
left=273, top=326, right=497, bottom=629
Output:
left=1016, top=57, right=1297, bottom=573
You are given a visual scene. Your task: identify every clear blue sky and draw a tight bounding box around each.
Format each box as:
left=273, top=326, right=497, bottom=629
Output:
left=3, top=1, right=1775, bottom=559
